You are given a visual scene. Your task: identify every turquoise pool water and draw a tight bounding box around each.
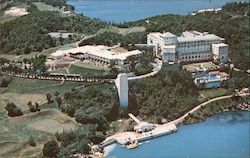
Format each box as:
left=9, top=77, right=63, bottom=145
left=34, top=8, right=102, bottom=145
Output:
left=206, top=75, right=221, bottom=88
left=104, top=111, right=250, bottom=158
left=68, top=0, right=242, bottom=23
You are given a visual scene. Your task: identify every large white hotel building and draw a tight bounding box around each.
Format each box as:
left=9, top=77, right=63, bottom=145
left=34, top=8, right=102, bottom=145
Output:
left=147, top=30, right=228, bottom=63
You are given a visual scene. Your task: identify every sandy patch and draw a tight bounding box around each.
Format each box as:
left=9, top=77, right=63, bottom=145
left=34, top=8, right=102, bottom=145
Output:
left=27, top=119, right=75, bottom=134
left=4, top=7, right=29, bottom=16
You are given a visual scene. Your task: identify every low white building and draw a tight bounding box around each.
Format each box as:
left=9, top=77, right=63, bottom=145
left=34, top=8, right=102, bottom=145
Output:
left=147, top=30, right=229, bottom=64
left=194, top=71, right=230, bottom=88
left=49, top=45, right=142, bottom=66
left=134, top=121, right=154, bottom=133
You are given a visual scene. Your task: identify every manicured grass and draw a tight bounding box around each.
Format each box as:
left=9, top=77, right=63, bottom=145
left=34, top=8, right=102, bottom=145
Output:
left=33, top=2, right=60, bottom=11
left=69, top=64, right=110, bottom=77
left=98, top=26, right=146, bottom=35
left=183, top=62, right=219, bottom=72
left=0, top=108, right=77, bottom=158
left=50, top=68, right=67, bottom=74
left=0, top=92, right=46, bottom=113
left=73, top=62, right=108, bottom=70
left=199, top=88, right=229, bottom=99
left=5, top=77, right=83, bottom=94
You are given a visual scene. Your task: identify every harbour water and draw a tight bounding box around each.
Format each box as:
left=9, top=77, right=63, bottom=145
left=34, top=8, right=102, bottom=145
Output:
left=104, top=111, right=250, bottom=158
left=68, top=0, right=241, bottom=23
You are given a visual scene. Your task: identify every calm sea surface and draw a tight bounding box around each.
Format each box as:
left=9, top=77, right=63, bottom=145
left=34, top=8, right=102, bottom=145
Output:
left=104, top=111, right=250, bottom=158
left=68, top=0, right=242, bottom=23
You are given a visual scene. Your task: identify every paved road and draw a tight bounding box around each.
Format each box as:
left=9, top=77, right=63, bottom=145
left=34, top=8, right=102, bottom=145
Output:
left=171, top=93, right=250, bottom=125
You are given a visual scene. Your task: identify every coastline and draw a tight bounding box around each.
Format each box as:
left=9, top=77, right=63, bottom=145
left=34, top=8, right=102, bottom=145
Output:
left=66, top=0, right=244, bottom=23
left=102, top=102, right=249, bottom=157
left=105, top=110, right=250, bottom=158
left=183, top=95, right=250, bottom=125
left=100, top=93, right=250, bottom=155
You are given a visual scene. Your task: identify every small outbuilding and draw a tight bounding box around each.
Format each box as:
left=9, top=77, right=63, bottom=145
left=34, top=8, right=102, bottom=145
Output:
left=134, top=121, right=154, bottom=133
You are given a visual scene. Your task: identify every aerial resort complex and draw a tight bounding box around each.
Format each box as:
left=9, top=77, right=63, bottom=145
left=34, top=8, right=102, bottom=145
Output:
left=0, top=1, right=249, bottom=158
left=147, top=30, right=228, bottom=64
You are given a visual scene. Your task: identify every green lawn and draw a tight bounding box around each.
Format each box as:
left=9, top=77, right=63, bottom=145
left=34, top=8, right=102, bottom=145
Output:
left=50, top=68, right=67, bottom=74
left=199, top=88, right=230, bottom=99
left=69, top=64, right=111, bottom=77
left=73, top=62, right=108, bottom=70
left=97, top=26, right=146, bottom=35
left=33, top=2, right=60, bottom=11
left=0, top=108, right=76, bottom=158
left=4, top=77, right=84, bottom=94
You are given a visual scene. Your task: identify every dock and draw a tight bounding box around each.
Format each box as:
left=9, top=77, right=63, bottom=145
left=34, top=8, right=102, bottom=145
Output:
left=128, top=113, right=141, bottom=124
left=99, top=119, right=177, bottom=149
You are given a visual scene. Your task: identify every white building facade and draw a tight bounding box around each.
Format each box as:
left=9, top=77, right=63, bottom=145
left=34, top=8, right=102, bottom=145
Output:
left=212, top=43, right=228, bottom=63
left=147, top=30, right=228, bottom=64
left=115, top=73, right=128, bottom=108
left=49, top=45, right=142, bottom=67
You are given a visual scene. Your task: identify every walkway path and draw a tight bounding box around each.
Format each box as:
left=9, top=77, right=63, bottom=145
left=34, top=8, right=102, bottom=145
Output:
left=171, top=93, right=250, bottom=125
left=128, top=59, right=163, bottom=80
left=229, top=62, right=250, bottom=74
left=65, top=63, right=71, bottom=74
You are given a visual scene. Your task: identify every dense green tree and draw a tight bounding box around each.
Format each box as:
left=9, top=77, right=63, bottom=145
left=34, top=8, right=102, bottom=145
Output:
left=0, top=58, right=9, bottom=65
left=0, top=77, right=12, bottom=87
left=5, top=102, right=23, bottom=117
left=128, top=65, right=199, bottom=121
left=28, top=135, right=36, bottom=147
left=74, top=106, right=108, bottom=131
left=54, top=91, right=60, bottom=97
left=35, top=102, right=41, bottom=111
left=55, top=97, right=62, bottom=107
left=0, top=11, right=106, bottom=54
left=61, top=104, right=76, bottom=117
left=46, top=93, right=53, bottom=104
left=27, top=101, right=36, bottom=112
left=42, top=140, right=59, bottom=158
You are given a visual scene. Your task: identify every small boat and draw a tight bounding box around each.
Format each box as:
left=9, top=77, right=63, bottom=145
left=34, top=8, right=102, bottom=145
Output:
left=126, top=140, right=139, bottom=149
left=145, top=140, right=150, bottom=143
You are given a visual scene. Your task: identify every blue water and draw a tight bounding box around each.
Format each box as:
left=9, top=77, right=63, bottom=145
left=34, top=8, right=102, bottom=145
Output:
left=68, top=0, right=242, bottom=23
left=105, top=111, right=250, bottom=158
